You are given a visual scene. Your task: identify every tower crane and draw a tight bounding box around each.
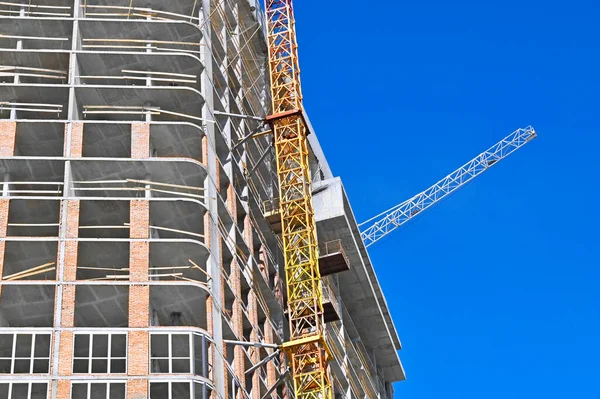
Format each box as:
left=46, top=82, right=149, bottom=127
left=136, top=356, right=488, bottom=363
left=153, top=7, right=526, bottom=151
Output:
left=263, top=1, right=536, bottom=397
left=359, top=126, right=537, bottom=247
left=263, top=1, right=332, bottom=399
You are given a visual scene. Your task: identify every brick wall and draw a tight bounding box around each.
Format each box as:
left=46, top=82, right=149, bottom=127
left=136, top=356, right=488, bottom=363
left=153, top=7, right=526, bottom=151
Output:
left=129, top=286, right=149, bottom=328
left=242, top=215, right=262, bottom=399
left=55, top=284, right=75, bottom=391
left=65, top=200, right=80, bottom=239
left=130, top=200, right=149, bottom=239
left=130, top=242, right=149, bottom=281
left=63, top=199, right=80, bottom=282
left=202, top=136, right=209, bottom=167
left=131, top=123, right=150, bottom=159
left=56, top=379, right=71, bottom=399
left=127, top=379, right=149, bottom=399
left=130, top=200, right=149, bottom=283
left=259, top=244, right=269, bottom=283
left=0, top=121, right=16, bottom=157
left=63, top=241, right=78, bottom=282
left=228, top=184, right=247, bottom=392
left=244, top=215, right=253, bottom=255
left=0, top=199, right=9, bottom=291
left=54, top=198, right=79, bottom=394
left=57, top=330, right=74, bottom=376
left=62, top=199, right=79, bottom=285
left=65, top=122, right=84, bottom=157
left=281, top=351, right=290, bottom=399
left=128, top=199, right=150, bottom=398
left=248, top=290, right=261, bottom=399
left=264, top=325, right=277, bottom=398
left=60, top=283, right=76, bottom=329
left=127, top=285, right=149, bottom=399
left=127, top=329, right=149, bottom=374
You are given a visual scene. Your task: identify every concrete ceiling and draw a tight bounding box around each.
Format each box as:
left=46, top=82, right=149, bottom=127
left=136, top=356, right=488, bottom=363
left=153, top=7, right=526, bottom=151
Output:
left=79, top=18, right=201, bottom=47
left=70, top=158, right=206, bottom=191
left=0, top=84, right=69, bottom=119
left=82, top=0, right=199, bottom=19
left=74, top=84, right=204, bottom=123
left=1, top=17, right=72, bottom=50
left=77, top=51, right=202, bottom=83
left=0, top=50, right=70, bottom=80
left=0, top=158, right=64, bottom=183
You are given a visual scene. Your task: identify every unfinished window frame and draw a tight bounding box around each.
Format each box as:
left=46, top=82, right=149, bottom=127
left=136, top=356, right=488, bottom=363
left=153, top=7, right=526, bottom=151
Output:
left=72, top=332, right=127, bottom=374
left=149, top=332, right=193, bottom=374
left=70, top=380, right=126, bottom=399
left=0, top=331, right=51, bottom=374
left=148, top=380, right=211, bottom=399
left=0, top=380, right=49, bottom=399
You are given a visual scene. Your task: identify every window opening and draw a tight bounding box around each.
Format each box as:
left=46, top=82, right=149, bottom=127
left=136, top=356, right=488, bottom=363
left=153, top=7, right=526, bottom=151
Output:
left=0, top=333, right=51, bottom=374
left=149, top=381, right=210, bottom=399
left=150, top=333, right=192, bottom=374
left=0, top=381, right=48, bottom=399
left=71, top=381, right=126, bottom=399
left=73, top=333, right=127, bottom=374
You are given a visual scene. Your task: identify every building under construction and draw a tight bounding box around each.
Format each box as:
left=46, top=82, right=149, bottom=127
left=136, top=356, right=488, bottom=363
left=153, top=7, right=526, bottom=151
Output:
left=0, top=1, right=405, bottom=398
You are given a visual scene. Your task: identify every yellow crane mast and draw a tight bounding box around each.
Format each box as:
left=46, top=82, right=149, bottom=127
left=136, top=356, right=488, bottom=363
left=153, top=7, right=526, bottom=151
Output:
left=264, top=1, right=332, bottom=398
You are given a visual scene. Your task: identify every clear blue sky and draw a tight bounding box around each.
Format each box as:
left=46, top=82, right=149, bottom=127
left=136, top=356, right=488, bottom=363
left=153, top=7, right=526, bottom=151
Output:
left=292, top=1, right=599, bottom=398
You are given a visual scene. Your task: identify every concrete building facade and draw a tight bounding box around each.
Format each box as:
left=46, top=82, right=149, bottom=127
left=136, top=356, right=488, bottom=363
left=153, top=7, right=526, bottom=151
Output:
left=0, top=1, right=404, bottom=398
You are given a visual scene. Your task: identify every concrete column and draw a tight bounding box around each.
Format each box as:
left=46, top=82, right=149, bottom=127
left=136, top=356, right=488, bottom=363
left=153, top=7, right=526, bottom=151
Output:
left=14, top=8, right=23, bottom=87
left=229, top=184, right=246, bottom=393
left=2, top=173, right=9, bottom=198
left=54, top=3, right=82, bottom=398
left=200, top=0, right=226, bottom=397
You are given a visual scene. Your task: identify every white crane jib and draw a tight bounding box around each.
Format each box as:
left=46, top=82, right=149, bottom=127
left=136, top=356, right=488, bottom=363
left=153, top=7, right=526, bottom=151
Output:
left=359, top=126, right=537, bottom=247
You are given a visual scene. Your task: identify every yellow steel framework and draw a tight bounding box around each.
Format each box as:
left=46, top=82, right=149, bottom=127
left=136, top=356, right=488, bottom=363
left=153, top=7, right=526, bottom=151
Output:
left=264, top=1, right=332, bottom=398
